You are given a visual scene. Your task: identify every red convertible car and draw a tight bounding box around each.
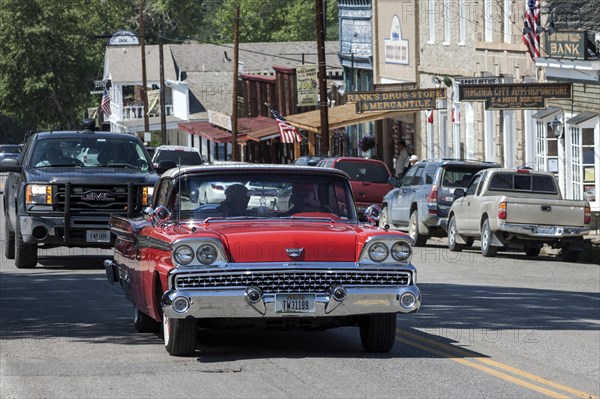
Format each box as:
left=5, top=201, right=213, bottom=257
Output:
left=104, top=164, right=421, bottom=356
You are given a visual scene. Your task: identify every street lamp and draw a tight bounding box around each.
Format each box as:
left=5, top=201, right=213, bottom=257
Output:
left=550, top=116, right=563, bottom=139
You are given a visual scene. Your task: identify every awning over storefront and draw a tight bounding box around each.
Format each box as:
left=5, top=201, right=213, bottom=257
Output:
left=566, top=112, right=599, bottom=126
left=531, top=106, right=562, bottom=122
left=179, top=117, right=279, bottom=144
left=285, top=103, right=410, bottom=133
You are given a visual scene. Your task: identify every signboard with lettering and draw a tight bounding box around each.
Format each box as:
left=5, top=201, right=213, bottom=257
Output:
left=208, top=110, right=232, bottom=130
left=108, top=30, right=140, bottom=46
left=458, top=83, right=572, bottom=110
left=455, top=77, right=501, bottom=85
left=296, top=65, right=318, bottom=107
left=384, top=15, right=409, bottom=65
left=355, top=88, right=446, bottom=113
left=544, top=30, right=588, bottom=60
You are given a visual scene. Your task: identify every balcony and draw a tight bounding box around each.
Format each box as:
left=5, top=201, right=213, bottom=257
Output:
left=122, top=104, right=173, bottom=120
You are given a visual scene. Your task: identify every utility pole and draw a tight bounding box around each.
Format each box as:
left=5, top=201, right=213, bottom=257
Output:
left=139, top=0, right=150, bottom=135
left=315, top=0, right=330, bottom=155
left=230, top=5, right=240, bottom=161
left=159, top=27, right=166, bottom=143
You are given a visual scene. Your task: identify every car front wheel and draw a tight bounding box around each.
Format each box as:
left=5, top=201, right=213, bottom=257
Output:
left=15, top=218, right=37, bottom=268
left=163, top=315, right=197, bottom=356
left=447, top=217, right=464, bottom=252
left=359, top=314, right=397, bottom=353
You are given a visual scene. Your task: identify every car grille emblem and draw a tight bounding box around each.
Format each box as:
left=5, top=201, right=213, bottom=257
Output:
left=81, top=192, right=114, bottom=201
left=285, top=248, right=304, bottom=257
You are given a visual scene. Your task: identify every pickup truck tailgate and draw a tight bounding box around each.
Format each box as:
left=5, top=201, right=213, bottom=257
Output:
left=506, top=198, right=587, bottom=227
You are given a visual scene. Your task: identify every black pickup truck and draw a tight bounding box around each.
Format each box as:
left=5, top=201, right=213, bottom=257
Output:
left=1, top=128, right=159, bottom=268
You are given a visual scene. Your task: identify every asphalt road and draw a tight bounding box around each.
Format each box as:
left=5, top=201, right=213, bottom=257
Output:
left=1, top=194, right=599, bottom=399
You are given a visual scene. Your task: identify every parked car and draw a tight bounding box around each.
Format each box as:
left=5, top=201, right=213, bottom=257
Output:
left=379, top=159, right=499, bottom=246
left=447, top=167, right=591, bottom=261
left=1, top=129, right=158, bottom=269
left=292, top=155, right=327, bottom=166
left=104, top=164, right=420, bottom=356
left=317, top=157, right=393, bottom=216
left=151, top=145, right=205, bottom=169
left=0, top=144, right=22, bottom=163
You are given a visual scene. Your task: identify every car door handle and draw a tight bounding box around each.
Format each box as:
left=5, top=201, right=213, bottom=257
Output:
left=541, top=205, right=551, bottom=212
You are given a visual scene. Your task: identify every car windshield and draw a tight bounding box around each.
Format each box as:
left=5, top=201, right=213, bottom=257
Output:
left=154, top=149, right=203, bottom=165
left=31, top=137, right=150, bottom=170
left=0, top=145, right=21, bottom=153
left=164, top=173, right=357, bottom=222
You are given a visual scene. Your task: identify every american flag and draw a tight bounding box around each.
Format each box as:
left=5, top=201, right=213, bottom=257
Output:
left=101, top=87, right=111, bottom=116
left=522, top=0, right=540, bottom=60
left=270, top=107, right=302, bottom=144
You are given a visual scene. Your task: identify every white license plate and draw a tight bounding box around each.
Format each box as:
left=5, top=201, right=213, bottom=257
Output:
left=275, top=294, right=315, bottom=314
left=537, top=226, right=555, bottom=235
left=86, top=230, right=111, bottom=243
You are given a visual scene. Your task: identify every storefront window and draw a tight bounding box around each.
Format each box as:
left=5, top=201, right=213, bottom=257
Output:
left=581, top=128, right=596, bottom=203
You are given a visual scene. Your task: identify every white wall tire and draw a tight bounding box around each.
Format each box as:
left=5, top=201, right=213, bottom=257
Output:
left=163, top=314, right=197, bottom=356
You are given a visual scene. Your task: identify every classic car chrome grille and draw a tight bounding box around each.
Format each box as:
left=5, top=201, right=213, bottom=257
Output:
left=175, top=271, right=411, bottom=293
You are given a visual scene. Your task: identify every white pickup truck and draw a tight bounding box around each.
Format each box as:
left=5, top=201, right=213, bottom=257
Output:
left=447, top=168, right=591, bottom=261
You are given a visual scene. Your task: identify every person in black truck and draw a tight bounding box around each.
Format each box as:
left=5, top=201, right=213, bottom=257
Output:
left=0, top=121, right=159, bottom=268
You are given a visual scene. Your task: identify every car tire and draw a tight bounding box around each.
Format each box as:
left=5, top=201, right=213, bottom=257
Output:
left=4, top=214, right=15, bottom=259
left=525, top=247, right=541, bottom=257
left=359, top=314, right=397, bottom=353
left=133, top=307, right=160, bottom=333
left=480, top=219, right=498, bottom=258
left=15, top=217, right=37, bottom=269
left=560, top=248, right=581, bottom=263
left=379, top=206, right=389, bottom=228
left=447, top=217, right=464, bottom=252
left=163, top=314, right=197, bottom=356
left=409, top=210, right=427, bottom=247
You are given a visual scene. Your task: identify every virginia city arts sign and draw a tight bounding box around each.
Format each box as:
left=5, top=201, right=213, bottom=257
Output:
left=458, top=83, right=572, bottom=110
left=353, top=88, right=446, bottom=113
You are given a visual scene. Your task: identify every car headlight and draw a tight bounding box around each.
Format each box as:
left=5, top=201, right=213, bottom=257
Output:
left=368, top=242, right=389, bottom=262
left=196, top=244, right=218, bottom=265
left=26, top=184, right=52, bottom=205
left=173, top=245, right=194, bottom=265
left=142, top=186, right=154, bottom=205
left=391, top=241, right=412, bottom=262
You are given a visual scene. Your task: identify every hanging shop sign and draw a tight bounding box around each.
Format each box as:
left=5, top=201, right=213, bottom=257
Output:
left=544, top=31, right=588, bottom=60
left=455, top=76, right=501, bottom=85
left=354, top=88, right=446, bottom=113
left=296, top=64, right=318, bottom=107
left=458, top=83, right=572, bottom=110
left=208, top=110, right=232, bottom=130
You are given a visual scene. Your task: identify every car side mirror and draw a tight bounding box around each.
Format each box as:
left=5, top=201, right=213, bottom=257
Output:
left=364, top=204, right=381, bottom=225
left=155, top=160, right=177, bottom=174
left=454, top=188, right=466, bottom=197
left=0, top=158, right=22, bottom=172
left=388, top=176, right=398, bottom=186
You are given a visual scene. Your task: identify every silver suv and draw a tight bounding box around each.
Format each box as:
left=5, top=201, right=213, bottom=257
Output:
left=379, top=159, right=499, bottom=246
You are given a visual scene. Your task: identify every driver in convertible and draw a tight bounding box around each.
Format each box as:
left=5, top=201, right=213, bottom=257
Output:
left=217, top=184, right=250, bottom=217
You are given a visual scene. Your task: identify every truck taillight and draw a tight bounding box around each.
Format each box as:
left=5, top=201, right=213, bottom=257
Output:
left=584, top=206, right=591, bottom=225
left=426, top=185, right=438, bottom=203
left=498, top=201, right=507, bottom=220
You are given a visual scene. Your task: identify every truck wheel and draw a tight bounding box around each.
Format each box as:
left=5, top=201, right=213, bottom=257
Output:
left=133, top=307, right=160, bottom=333
left=360, top=314, right=397, bottom=353
left=480, top=219, right=498, bottom=257
left=163, top=315, right=197, bottom=356
left=4, top=214, right=15, bottom=259
left=379, top=207, right=389, bottom=228
left=447, top=217, right=464, bottom=252
left=15, top=218, right=37, bottom=269
left=560, top=248, right=581, bottom=263
left=409, top=211, right=427, bottom=247
left=525, top=248, right=541, bottom=257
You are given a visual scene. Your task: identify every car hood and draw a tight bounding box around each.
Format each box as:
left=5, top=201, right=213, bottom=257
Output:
left=26, top=168, right=158, bottom=184
left=196, top=219, right=360, bottom=263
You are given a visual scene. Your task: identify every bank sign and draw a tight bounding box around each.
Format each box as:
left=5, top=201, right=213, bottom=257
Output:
left=458, top=83, right=572, bottom=110
left=544, top=30, right=588, bottom=60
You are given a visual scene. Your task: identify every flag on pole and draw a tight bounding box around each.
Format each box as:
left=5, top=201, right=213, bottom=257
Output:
left=270, top=107, right=302, bottom=143
left=101, top=87, right=111, bottom=116
left=522, top=0, right=540, bottom=60
left=425, top=110, right=434, bottom=124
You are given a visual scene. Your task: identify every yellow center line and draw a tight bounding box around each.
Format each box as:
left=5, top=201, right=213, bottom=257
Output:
left=397, top=331, right=598, bottom=399
left=400, top=331, right=597, bottom=399
left=399, top=337, right=571, bottom=399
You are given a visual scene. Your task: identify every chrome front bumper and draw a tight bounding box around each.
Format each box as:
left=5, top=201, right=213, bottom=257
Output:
left=161, top=285, right=421, bottom=319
